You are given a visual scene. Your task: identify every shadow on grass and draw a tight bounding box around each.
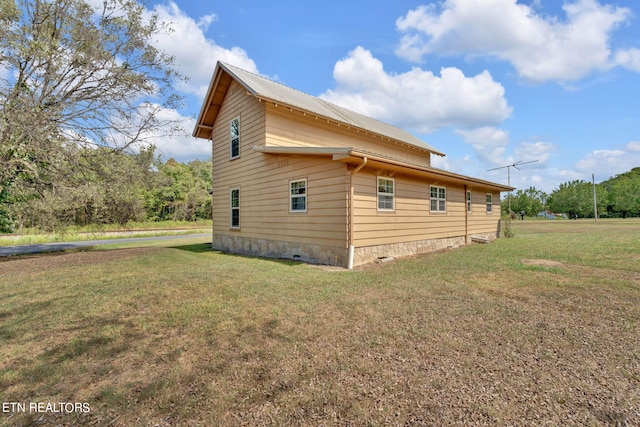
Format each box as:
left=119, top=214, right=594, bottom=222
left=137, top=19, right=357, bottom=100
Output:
left=0, top=246, right=96, bottom=262
left=168, top=243, right=303, bottom=267
left=168, top=243, right=213, bottom=253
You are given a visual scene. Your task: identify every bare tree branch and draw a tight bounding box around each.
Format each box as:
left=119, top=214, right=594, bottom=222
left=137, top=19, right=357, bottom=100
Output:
left=1, top=0, right=184, bottom=201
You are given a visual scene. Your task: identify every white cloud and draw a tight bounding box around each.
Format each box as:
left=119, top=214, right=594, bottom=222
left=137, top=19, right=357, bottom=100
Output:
left=575, top=141, right=640, bottom=178
left=99, top=103, right=208, bottom=160
left=133, top=2, right=260, bottom=161
left=142, top=106, right=211, bottom=161
left=320, top=47, right=512, bottom=133
left=197, top=13, right=218, bottom=32
left=149, top=2, right=258, bottom=98
left=514, top=141, right=556, bottom=164
left=614, top=48, right=640, bottom=72
left=455, top=126, right=510, bottom=166
left=395, top=0, right=635, bottom=82
left=153, top=121, right=211, bottom=162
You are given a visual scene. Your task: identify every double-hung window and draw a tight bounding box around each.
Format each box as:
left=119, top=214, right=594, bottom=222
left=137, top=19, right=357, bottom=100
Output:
left=486, top=193, right=493, bottom=214
left=230, top=117, right=240, bottom=159
left=377, top=177, right=395, bottom=211
left=290, top=179, right=307, bottom=212
left=467, top=190, right=472, bottom=213
left=230, top=188, right=240, bottom=228
left=430, top=186, right=446, bottom=212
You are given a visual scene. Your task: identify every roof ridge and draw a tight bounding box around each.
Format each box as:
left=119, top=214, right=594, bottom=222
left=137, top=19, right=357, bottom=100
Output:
left=217, top=61, right=445, bottom=156
left=221, top=62, right=398, bottom=130
left=219, top=61, right=314, bottom=99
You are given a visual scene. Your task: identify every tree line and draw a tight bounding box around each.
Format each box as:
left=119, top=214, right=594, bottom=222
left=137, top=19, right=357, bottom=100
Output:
left=1, top=0, right=186, bottom=232
left=0, top=150, right=212, bottom=233
left=504, top=167, right=640, bottom=219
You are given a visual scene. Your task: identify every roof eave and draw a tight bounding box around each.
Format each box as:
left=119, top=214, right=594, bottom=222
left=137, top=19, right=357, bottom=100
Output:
left=346, top=150, right=514, bottom=191
left=193, top=62, right=262, bottom=139
left=192, top=64, right=221, bottom=138
left=252, top=145, right=513, bottom=192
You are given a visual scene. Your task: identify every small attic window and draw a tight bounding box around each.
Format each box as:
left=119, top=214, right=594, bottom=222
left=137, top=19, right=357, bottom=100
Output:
left=230, top=117, right=240, bottom=159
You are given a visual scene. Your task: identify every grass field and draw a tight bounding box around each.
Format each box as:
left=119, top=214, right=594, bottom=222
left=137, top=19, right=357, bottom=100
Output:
left=0, top=220, right=212, bottom=246
left=1, top=220, right=639, bottom=426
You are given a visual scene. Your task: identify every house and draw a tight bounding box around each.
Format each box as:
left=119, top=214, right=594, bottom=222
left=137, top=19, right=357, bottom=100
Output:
left=193, top=62, right=513, bottom=268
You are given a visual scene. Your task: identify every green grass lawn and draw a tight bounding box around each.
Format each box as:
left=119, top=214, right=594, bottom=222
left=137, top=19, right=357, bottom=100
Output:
left=1, top=220, right=639, bottom=426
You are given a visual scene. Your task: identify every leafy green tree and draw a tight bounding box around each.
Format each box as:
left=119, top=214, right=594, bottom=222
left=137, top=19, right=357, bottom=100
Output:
left=601, top=167, right=640, bottom=218
left=608, top=176, right=640, bottom=218
left=0, top=187, right=13, bottom=232
left=156, top=159, right=196, bottom=221
left=548, top=180, right=607, bottom=218
left=508, top=187, right=548, bottom=218
left=144, top=158, right=212, bottom=221
left=11, top=147, right=156, bottom=229
left=187, top=159, right=212, bottom=220
left=0, top=0, right=184, bottom=221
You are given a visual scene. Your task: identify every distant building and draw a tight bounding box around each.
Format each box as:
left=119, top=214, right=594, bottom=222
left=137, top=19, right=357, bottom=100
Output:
left=537, top=210, right=567, bottom=219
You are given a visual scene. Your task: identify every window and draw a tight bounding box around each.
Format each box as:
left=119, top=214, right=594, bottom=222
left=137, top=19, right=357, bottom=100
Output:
left=290, top=179, right=307, bottom=212
left=377, top=177, right=395, bottom=211
left=486, top=193, right=493, bottom=214
left=430, top=186, right=446, bottom=212
left=230, top=117, right=240, bottom=159
left=230, top=188, right=240, bottom=228
left=467, top=190, right=472, bottom=213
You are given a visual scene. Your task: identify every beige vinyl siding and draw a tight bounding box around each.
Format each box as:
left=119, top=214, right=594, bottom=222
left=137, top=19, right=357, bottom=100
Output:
left=212, top=81, right=348, bottom=249
left=352, top=170, right=480, bottom=247
left=467, top=190, right=502, bottom=235
left=229, top=158, right=348, bottom=246
left=264, top=103, right=431, bottom=167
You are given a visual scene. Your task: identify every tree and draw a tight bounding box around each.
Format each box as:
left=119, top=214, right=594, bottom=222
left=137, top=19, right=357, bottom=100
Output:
left=144, top=158, right=212, bottom=221
left=186, top=159, right=212, bottom=219
left=0, top=0, right=184, bottom=224
left=548, top=180, right=607, bottom=218
left=507, top=187, right=547, bottom=217
left=0, top=187, right=13, bottom=232
left=10, top=146, right=157, bottom=229
left=608, top=175, right=640, bottom=218
left=601, top=167, right=640, bottom=218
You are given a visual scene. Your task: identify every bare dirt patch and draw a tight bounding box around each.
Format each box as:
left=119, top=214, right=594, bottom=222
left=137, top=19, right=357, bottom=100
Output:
left=521, top=258, right=565, bottom=268
left=0, top=247, right=156, bottom=276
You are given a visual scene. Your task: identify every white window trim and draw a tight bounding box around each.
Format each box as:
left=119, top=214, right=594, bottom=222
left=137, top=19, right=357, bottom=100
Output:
left=377, top=177, right=395, bottom=212
left=467, top=190, right=472, bottom=213
left=230, top=116, right=240, bottom=160
left=230, top=188, right=240, bottom=229
left=290, top=178, right=307, bottom=213
left=486, top=193, right=493, bottom=214
left=430, top=185, right=447, bottom=213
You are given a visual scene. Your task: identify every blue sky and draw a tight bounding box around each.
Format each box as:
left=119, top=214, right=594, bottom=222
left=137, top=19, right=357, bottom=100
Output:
left=147, top=0, right=640, bottom=193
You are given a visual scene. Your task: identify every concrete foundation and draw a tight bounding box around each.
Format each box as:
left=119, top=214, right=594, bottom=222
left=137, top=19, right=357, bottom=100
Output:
left=214, top=232, right=498, bottom=268
left=354, top=233, right=498, bottom=266
left=213, top=234, right=348, bottom=267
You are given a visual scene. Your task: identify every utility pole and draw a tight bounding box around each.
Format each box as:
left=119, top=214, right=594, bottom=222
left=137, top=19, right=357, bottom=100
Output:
left=593, top=173, right=598, bottom=221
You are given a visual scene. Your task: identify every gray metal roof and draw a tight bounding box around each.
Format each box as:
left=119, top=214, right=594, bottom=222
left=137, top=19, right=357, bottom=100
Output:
left=218, top=62, right=445, bottom=156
